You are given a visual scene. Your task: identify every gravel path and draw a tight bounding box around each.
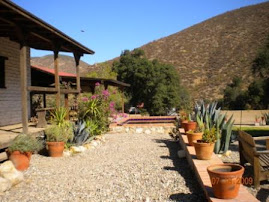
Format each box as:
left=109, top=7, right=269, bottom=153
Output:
left=1, top=132, right=205, bottom=202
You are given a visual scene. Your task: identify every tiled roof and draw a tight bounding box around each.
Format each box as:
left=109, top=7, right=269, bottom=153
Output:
left=31, top=65, right=76, bottom=77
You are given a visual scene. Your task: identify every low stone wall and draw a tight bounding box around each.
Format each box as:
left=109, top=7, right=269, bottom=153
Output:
left=110, top=125, right=175, bottom=135
left=221, top=110, right=269, bottom=125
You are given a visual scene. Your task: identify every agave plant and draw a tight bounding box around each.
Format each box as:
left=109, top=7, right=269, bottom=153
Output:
left=73, top=121, right=92, bottom=146
left=195, top=100, right=235, bottom=154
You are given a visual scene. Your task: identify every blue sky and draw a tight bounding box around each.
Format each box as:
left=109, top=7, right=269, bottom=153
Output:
left=13, top=0, right=268, bottom=64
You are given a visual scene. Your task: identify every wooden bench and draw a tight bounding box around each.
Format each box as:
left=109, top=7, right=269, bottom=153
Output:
left=238, top=130, right=269, bottom=188
left=35, top=107, right=53, bottom=128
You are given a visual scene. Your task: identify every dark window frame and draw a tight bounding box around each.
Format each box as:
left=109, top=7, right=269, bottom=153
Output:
left=0, top=56, right=8, bottom=88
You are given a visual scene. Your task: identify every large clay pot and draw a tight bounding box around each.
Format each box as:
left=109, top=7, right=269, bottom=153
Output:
left=9, top=151, right=30, bottom=171
left=207, top=164, right=244, bottom=199
left=186, top=132, right=203, bottom=146
left=183, top=121, right=197, bottom=133
left=47, top=142, right=65, bottom=157
left=193, top=140, right=215, bottom=160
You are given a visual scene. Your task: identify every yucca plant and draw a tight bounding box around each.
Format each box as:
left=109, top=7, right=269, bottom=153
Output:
left=50, top=107, right=68, bottom=126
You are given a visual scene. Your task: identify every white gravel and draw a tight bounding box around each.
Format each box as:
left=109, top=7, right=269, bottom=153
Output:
left=0, top=132, right=205, bottom=202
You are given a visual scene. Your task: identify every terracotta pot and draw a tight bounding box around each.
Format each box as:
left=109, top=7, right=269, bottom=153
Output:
left=183, top=121, right=197, bottom=133
left=193, top=140, right=215, bottom=160
left=207, top=164, right=244, bottom=199
left=9, top=151, right=30, bottom=171
left=186, top=132, right=203, bottom=146
left=47, top=142, right=65, bottom=157
left=180, top=119, right=188, bottom=127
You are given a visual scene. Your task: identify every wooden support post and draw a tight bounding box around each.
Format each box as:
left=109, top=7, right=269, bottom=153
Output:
left=64, top=94, right=69, bottom=120
left=20, top=45, right=28, bottom=134
left=120, top=88, right=124, bottom=113
left=43, top=93, right=47, bottom=108
left=104, top=82, right=108, bottom=90
left=29, top=92, right=33, bottom=118
left=73, top=53, right=82, bottom=93
left=54, top=50, right=60, bottom=108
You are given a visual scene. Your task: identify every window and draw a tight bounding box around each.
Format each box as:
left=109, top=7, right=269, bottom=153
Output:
left=0, top=56, right=8, bottom=88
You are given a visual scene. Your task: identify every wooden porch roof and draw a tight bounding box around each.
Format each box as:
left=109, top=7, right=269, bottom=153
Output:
left=0, top=0, right=94, bottom=55
left=31, top=64, right=130, bottom=91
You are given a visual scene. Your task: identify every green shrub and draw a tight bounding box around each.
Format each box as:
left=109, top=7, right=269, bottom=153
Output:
left=45, top=122, right=73, bottom=143
left=8, top=134, right=43, bottom=153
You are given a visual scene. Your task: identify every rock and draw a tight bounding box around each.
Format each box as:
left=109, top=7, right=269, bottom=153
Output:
left=0, top=177, right=11, bottom=193
left=70, top=146, right=86, bottom=153
left=177, top=150, right=186, bottom=158
left=63, top=150, right=72, bottom=157
left=91, top=141, right=98, bottom=147
left=223, top=150, right=232, bottom=157
left=136, top=128, right=143, bottom=134
left=145, top=129, right=151, bottom=135
left=0, top=161, right=24, bottom=186
left=84, top=143, right=92, bottom=149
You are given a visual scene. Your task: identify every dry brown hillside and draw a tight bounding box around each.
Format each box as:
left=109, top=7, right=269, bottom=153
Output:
left=31, top=55, right=93, bottom=76
left=139, top=2, right=269, bottom=99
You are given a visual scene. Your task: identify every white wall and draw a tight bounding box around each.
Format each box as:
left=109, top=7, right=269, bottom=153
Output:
left=0, top=37, right=31, bottom=126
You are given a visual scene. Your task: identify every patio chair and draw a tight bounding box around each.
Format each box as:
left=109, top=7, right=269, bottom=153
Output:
left=238, top=130, right=269, bottom=188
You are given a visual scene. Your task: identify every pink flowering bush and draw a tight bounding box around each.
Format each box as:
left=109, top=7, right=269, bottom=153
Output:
left=78, top=83, right=117, bottom=135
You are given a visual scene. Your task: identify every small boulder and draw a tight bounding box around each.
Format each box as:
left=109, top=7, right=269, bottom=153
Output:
left=144, top=129, right=151, bottom=135
left=136, top=128, right=143, bottom=134
left=0, top=161, right=24, bottom=186
left=63, top=150, right=72, bottom=157
left=83, top=143, right=92, bottom=150
left=177, top=150, right=186, bottom=158
left=70, top=146, right=86, bottom=154
left=0, top=177, right=12, bottom=193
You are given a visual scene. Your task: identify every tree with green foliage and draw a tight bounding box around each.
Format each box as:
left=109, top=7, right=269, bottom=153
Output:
left=112, top=49, right=189, bottom=115
left=252, top=35, right=269, bottom=78
left=222, top=77, right=247, bottom=109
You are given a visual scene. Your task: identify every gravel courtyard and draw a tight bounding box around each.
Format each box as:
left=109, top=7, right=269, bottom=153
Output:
left=0, top=132, right=205, bottom=202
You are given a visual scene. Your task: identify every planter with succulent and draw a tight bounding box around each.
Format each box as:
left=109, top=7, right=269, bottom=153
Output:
left=193, top=127, right=217, bottom=160
left=7, top=134, right=43, bottom=171
left=186, top=115, right=204, bottom=146
left=45, top=107, right=74, bottom=157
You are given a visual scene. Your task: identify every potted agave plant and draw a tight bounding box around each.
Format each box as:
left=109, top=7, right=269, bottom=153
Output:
left=207, top=164, right=244, bottom=199
left=7, top=134, right=43, bottom=171
left=186, top=115, right=204, bottom=146
left=193, top=127, right=217, bottom=160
